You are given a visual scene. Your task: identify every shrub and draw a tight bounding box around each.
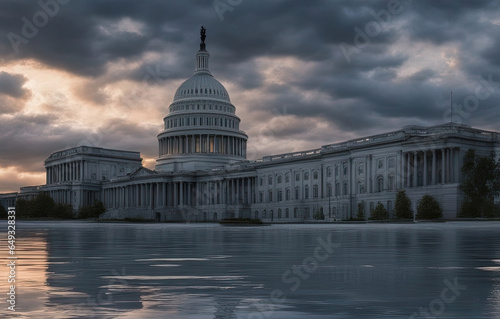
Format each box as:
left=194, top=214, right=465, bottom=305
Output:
left=370, top=202, right=388, bottom=220
left=394, top=190, right=413, bottom=219
left=416, top=195, right=442, bottom=219
left=78, top=200, right=106, bottom=219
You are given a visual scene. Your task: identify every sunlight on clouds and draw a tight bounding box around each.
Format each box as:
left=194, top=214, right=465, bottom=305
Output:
left=0, top=166, right=45, bottom=193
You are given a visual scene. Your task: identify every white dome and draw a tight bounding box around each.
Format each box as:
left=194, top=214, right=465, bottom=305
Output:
left=173, top=73, right=230, bottom=102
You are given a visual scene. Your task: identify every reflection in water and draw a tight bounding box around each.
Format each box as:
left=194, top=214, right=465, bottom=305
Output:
left=0, top=222, right=500, bottom=318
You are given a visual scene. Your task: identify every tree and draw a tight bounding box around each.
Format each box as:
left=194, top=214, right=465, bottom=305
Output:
left=370, top=202, right=388, bottom=220
left=0, top=205, right=7, bottom=219
left=459, top=150, right=500, bottom=218
left=356, top=201, right=365, bottom=220
left=32, top=193, right=56, bottom=218
left=416, top=195, right=442, bottom=219
left=394, top=190, right=413, bottom=219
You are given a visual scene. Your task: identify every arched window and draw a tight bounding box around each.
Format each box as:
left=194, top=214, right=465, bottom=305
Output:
left=377, top=177, right=384, bottom=192
left=335, top=183, right=340, bottom=196
left=278, top=209, right=282, bottom=219
left=305, top=185, right=309, bottom=199
left=262, top=210, right=266, bottom=219
left=388, top=175, right=394, bottom=190
left=285, top=188, right=290, bottom=201
left=285, top=208, right=289, bottom=218
left=295, top=187, right=300, bottom=200
left=285, top=173, right=290, bottom=183
left=304, top=172, right=309, bottom=180
left=296, top=173, right=300, bottom=181
left=335, top=166, right=339, bottom=177
left=343, top=165, right=348, bottom=175
left=268, top=190, right=273, bottom=202
left=313, top=171, right=318, bottom=179
left=277, top=175, right=282, bottom=184
left=343, top=182, right=348, bottom=195
left=294, top=207, right=298, bottom=218
left=277, top=190, right=283, bottom=201
left=268, top=175, right=273, bottom=185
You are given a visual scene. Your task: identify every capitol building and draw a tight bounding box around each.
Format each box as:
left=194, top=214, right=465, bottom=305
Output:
left=2, top=29, right=500, bottom=221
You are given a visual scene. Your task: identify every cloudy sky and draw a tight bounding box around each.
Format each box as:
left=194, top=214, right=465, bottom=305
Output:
left=0, top=0, right=500, bottom=193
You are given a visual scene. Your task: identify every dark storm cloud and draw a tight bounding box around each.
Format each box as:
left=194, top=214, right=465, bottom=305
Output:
left=1, top=0, right=500, bottom=192
left=0, top=71, right=29, bottom=98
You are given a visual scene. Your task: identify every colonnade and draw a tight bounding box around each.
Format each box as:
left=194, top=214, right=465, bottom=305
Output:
left=47, top=160, right=87, bottom=184
left=158, top=134, right=246, bottom=157
left=103, top=177, right=256, bottom=209
left=403, top=147, right=460, bottom=187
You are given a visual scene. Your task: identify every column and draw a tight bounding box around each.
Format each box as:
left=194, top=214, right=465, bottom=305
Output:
left=432, top=150, right=436, bottom=185
left=423, top=151, right=427, bottom=186
left=413, top=151, right=418, bottom=187
left=406, top=153, right=411, bottom=188
left=441, top=149, right=445, bottom=184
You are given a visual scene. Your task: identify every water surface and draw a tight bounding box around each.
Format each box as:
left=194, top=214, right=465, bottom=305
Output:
left=1, top=221, right=500, bottom=318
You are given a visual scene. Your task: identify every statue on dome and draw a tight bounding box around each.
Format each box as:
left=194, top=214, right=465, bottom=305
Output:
left=200, top=26, right=206, bottom=44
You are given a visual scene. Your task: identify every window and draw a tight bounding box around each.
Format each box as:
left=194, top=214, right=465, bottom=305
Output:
left=295, top=187, right=300, bottom=200
left=263, top=210, right=266, bottom=219
left=377, top=177, right=384, bottom=192
left=254, top=211, right=259, bottom=220
left=343, top=165, right=348, bottom=175
left=388, top=158, right=395, bottom=168
left=305, top=185, right=309, bottom=199
left=285, top=173, right=290, bottom=183
left=388, top=175, right=394, bottom=190
left=335, top=183, right=340, bottom=196
left=304, top=172, right=309, bottom=180
left=378, top=159, right=384, bottom=169
left=343, top=182, right=348, bottom=195
left=327, top=167, right=332, bottom=177
left=335, top=166, right=339, bottom=177
left=327, top=183, right=332, bottom=197
left=268, top=176, right=273, bottom=185
left=358, top=182, right=365, bottom=194
left=313, top=185, right=319, bottom=198
left=259, top=178, right=263, bottom=186
left=296, top=173, right=300, bottom=181
left=277, top=190, right=283, bottom=202
left=294, top=207, right=298, bottom=218
left=268, top=190, right=273, bottom=202
left=285, top=208, right=289, bottom=218
left=358, top=163, right=364, bottom=175
left=286, top=188, right=290, bottom=201
left=259, top=192, right=263, bottom=203
left=313, top=171, right=318, bottom=179
left=277, top=175, right=282, bottom=184
left=278, top=209, right=282, bottom=219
